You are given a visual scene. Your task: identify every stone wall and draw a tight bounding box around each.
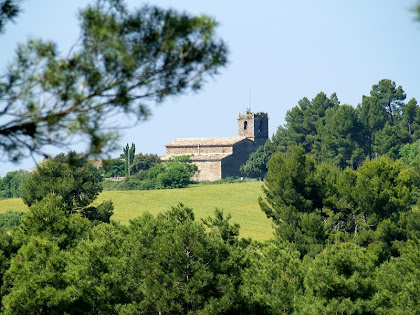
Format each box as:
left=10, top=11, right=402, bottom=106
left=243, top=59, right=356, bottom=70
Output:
left=237, top=113, right=268, bottom=145
left=237, top=114, right=255, bottom=139
left=192, top=161, right=222, bottom=181
left=162, top=112, right=269, bottom=181
left=167, top=145, right=233, bottom=155
left=221, top=139, right=256, bottom=178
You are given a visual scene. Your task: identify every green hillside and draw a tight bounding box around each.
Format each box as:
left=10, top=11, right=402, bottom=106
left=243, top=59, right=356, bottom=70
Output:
left=0, top=182, right=274, bottom=241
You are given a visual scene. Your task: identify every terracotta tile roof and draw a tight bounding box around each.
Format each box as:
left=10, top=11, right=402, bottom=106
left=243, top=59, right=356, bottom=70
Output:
left=161, top=153, right=232, bottom=162
left=165, top=137, right=247, bottom=147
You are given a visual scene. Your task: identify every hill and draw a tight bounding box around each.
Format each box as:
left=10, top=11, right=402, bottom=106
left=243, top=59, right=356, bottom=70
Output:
left=0, top=182, right=274, bottom=241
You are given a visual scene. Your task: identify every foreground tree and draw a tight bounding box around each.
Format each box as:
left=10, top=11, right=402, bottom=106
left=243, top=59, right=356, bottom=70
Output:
left=417, top=2, right=420, bottom=21
left=260, top=146, right=419, bottom=257
left=373, top=240, right=420, bottom=314
left=0, top=0, right=228, bottom=162
left=0, top=0, right=20, bottom=34
left=297, top=243, right=377, bottom=314
left=117, top=204, right=249, bottom=313
left=2, top=202, right=251, bottom=313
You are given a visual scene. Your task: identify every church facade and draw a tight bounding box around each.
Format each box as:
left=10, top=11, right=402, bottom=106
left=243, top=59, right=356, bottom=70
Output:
left=161, top=112, right=268, bottom=181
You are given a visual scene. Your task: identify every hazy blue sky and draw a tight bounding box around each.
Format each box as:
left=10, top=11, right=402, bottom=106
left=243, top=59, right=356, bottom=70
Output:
left=1, top=0, right=420, bottom=175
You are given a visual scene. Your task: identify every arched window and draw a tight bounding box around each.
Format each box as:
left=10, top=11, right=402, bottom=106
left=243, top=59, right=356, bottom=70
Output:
left=244, top=121, right=248, bottom=130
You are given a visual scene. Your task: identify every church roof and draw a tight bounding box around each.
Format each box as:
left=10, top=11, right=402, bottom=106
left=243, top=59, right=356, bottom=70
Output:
left=165, top=137, right=248, bottom=147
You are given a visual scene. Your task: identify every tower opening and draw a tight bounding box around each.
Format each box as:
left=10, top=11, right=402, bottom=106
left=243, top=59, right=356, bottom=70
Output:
left=244, top=121, right=248, bottom=130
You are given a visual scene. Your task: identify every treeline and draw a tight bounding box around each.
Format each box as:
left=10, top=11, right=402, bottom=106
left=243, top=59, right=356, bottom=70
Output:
left=0, top=147, right=419, bottom=313
left=0, top=170, right=29, bottom=200
left=101, top=154, right=198, bottom=191
left=242, top=79, right=420, bottom=176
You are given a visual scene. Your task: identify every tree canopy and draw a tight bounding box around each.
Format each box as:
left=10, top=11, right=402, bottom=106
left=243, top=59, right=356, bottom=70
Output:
left=20, top=152, right=113, bottom=223
left=253, top=79, right=419, bottom=173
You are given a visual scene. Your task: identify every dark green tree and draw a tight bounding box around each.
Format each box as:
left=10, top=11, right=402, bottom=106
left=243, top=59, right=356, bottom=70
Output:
left=259, top=146, right=325, bottom=256
left=130, top=153, right=160, bottom=175
left=1, top=194, right=92, bottom=313
left=20, top=152, right=113, bottom=223
left=358, top=95, right=385, bottom=159
left=374, top=240, right=420, bottom=314
left=358, top=79, right=408, bottom=159
left=0, top=225, right=22, bottom=300
left=155, top=156, right=198, bottom=189
left=346, top=157, right=417, bottom=227
left=273, top=97, right=309, bottom=151
left=323, top=157, right=419, bottom=247
left=370, top=79, right=406, bottom=126
left=65, top=222, right=129, bottom=314
left=241, top=241, right=303, bottom=314
left=0, top=211, right=23, bottom=230
left=122, top=143, right=135, bottom=177
left=373, top=122, right=408, bottom=159
left=100, top=158, right=125, bottom=178
left=399, top=141, right=420, bottom=170
left=401, top=97, right=420, bottom=141
left=116, top=204, right=248, bottom=313
left=0, top=0, right=228, bottom=162
left=0, top=169, right=29, bottom=199
left=273, top=92, right=337, bottom=156
left=2, top=237, right=76, bottom=314
left=318, top=104, right=364, bottom=168
left=297, top=243, right=377, bottom=314
left=19, top=194, right=91, bottom=249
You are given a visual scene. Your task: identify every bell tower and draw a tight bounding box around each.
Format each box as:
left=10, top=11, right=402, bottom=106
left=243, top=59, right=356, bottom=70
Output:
left=237, top=112, right=268, bottom=146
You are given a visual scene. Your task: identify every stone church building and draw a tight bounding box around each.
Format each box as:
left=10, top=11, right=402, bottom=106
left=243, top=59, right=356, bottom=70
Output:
left=161, top=112, right=268, bottom=181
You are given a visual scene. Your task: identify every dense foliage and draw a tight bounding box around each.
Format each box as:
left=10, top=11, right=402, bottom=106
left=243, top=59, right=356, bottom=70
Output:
left=0, top=211, right=23, bottom=230
left=21, top=152, right=113, bottom=224
left=102, top=155, right=198, bottom=191
left=274, top=79, right=420, bottom=166
left=243, top=79, right=420, bottom=176
left=0, top=170, right=28, bottom=199
left=100, top=158, right=125, bottom=178
left=100, top=152, right=160, bottom=179
left=1, top=178, right=418, bottom=313
left=1, top=149, right=419, bottom=314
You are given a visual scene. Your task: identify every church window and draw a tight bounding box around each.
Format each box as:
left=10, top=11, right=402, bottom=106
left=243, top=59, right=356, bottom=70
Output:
left=244, top=121, right=248, bottom=130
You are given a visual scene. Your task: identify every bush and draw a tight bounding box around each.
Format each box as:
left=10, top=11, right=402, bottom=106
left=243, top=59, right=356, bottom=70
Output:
left=102, top=156, right=198, bottom=191
left=155, top=163, right=192, bottom=189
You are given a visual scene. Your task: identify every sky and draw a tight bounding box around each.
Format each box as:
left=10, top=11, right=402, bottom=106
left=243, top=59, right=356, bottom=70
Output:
left=1, top=0, right=420, bottom=175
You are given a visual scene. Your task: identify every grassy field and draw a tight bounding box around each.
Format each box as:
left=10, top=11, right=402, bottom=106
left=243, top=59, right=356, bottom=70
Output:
left=0, top=182, right=274, bottom=240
